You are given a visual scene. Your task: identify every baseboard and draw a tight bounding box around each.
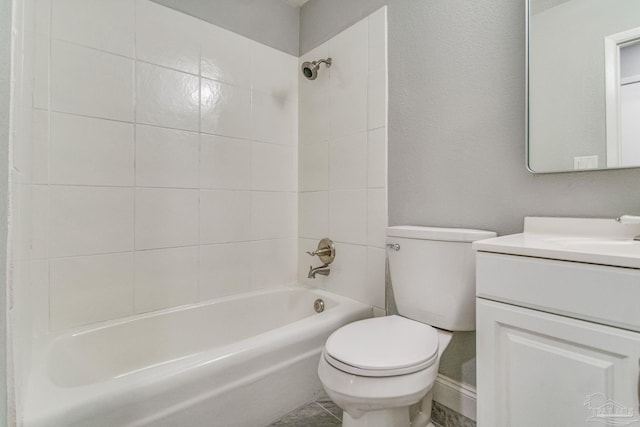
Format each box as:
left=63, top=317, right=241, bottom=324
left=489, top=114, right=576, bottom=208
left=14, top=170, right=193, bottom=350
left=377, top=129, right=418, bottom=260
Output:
left=432, top=374, right=477, bottom=422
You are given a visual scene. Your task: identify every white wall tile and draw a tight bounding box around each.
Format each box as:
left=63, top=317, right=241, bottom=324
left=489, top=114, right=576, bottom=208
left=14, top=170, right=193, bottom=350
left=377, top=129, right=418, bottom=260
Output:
left=50, top=252, right=134, bottom=330
left=251, top=238, right=297, bottom=288
left=366, top=246, right=386, bottom=308
left=51, top=41, right=134, bottom=122
left=136, top=62, right=200, bottom=132
left=299, top=191, right=328, bottom=239
left=251, top=91, right=294, bottom=145
left=328, top=19, right=368, bottom=89
left=201, top=78, right=251, bottom=139
left=200, top=190, right=251, bottom=244
left=31, top=109, right=49, bottom=184
left=35, top=0, right=51, bottom=36
left=329, top=79, right=367, bottom=140
left=329, top=189, right=367, bottom=245
left=252, top=43, right=295, bottom=96
left=50, top=186, right=133, bottom=257
left=368, top=128, right=386, bottom=188
left=30, top=185, right=49, bottom=260
left=299, top=89, right=329, bottom=145
left=52, top=0, right=134, bottom=57
left=134, top=246, right=198, bottom=313
left=299, top=141, right=328, bottom=192
left=368, top=70, right=386, bottom=130
left=325, top=242, right=367, bottom=302
left=368, top=7, right=387, bottom=74
left=135, top=125, right=199, bottom=188
left=13, top=180, right=30, bottom=262
left=252, top=142, right=296, bottom=191
left=30, top=259, right=50, bottom=337
left=251, top=191, right=297, bottom=240
left=22, top=32, right=35, bottom=109
left=13, top=106, right=34, bottom=180
left=50, top=113, right=134, bottom=186
left=135, top=0, right=200, bottom=74
left=33, top=35, right=49, bottom=110
left=201, top=25, right=252, bottom=88
left=299, top=43, right=329, bottom=145
left=11, top=258, right=31, bottom=372
left=135, top=188, right=199, bottom=250
left=367, top=188, right=387, bottom=248
left=199, top=242, right=251, bottom=300
left=200, top=134, right=252, bottom=190
left=329, top=132, right=368, bottom=190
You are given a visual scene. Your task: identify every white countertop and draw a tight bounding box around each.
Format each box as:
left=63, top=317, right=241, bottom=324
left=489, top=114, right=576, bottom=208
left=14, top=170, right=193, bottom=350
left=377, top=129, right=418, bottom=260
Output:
left=473, top=217, right=640, bottom=269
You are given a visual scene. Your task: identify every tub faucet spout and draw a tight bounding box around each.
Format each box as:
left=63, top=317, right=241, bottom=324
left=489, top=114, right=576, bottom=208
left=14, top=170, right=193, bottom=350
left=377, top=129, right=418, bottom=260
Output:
left=308, top=264, right=330, bottom=279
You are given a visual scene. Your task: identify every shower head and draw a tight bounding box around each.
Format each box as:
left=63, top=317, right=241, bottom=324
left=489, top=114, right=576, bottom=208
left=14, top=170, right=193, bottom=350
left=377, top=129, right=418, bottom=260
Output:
left=301, top=58, right=332, bottom=80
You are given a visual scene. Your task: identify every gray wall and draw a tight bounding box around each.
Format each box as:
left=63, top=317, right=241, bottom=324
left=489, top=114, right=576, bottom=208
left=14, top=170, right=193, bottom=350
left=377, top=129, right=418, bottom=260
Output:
left=301, top=0, right=640, bottom=387
left=150, top=0, right=300, bottom=55
left=0, top=0, right=10, bottom=421
left=299, top=0, right=386, bottom=54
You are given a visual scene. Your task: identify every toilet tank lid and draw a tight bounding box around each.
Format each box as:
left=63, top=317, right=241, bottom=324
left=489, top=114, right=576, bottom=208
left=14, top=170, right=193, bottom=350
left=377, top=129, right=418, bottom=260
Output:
left=387, top=226, right=496, bottom=242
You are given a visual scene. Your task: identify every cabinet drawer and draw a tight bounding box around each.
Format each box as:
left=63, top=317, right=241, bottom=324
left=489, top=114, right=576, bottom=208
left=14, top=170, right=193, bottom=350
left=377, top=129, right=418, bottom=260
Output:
left=476, top=252, right=640, bottom=332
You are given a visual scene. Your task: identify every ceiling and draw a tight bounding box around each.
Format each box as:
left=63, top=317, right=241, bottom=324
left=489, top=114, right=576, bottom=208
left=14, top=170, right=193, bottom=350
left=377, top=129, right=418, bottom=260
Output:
left=282, top=0, right=309, bottom=7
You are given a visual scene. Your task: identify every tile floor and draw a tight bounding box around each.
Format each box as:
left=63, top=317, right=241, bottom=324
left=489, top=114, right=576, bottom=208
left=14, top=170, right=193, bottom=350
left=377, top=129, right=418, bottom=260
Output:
left=268, top=395, right=460, bottom=427
left=267, top=394, right=476, bottom=427
left=268, top=394, right=342, bottom=426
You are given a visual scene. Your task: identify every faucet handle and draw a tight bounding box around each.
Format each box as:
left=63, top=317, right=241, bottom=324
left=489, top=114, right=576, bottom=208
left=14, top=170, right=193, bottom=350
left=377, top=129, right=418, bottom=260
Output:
left=306, top=238, right=336, bottom=265
left=306, top=248, right=332, bottom=257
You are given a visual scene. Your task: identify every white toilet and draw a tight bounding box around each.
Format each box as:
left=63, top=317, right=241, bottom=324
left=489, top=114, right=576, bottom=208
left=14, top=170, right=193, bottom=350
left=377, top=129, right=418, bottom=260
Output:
left=318, top=226, right=496, bottom=427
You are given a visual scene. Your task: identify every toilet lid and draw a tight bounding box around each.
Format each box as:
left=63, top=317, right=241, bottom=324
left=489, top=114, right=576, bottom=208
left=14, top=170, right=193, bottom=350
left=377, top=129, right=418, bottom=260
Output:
left=324, top=315, right=439, bottom=377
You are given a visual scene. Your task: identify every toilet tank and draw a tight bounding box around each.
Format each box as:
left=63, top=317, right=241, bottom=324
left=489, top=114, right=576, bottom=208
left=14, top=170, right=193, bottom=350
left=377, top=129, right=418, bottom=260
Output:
left=386, top=226, right=496, bottom=331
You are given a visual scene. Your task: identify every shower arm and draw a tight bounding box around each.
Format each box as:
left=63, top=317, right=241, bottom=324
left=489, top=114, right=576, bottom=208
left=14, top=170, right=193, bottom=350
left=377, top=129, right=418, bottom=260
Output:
left=314, top=58, right=332, bottom=68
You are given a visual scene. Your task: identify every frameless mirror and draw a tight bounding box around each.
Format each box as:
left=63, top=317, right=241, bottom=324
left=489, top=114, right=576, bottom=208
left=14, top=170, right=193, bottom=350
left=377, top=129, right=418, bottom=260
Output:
left=527, top=0, right=640, bottom=173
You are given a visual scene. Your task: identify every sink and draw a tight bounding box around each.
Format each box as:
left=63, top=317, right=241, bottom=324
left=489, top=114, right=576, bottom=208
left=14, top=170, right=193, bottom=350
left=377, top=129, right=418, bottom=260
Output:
left=554, top=238, right=640, bottom=257
left=473, top=217, right=640, bottom=269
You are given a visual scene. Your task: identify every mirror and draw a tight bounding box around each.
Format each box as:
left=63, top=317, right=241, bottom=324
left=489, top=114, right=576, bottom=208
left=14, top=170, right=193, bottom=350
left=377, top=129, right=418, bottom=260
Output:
left=527, top=0, right=640, bottom=173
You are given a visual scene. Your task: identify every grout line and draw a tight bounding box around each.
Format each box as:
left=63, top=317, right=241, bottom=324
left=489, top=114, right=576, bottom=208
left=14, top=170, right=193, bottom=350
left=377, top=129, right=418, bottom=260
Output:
left=196, top=40, right=202, bottom=300
left=45, top=109, right=297, bottom=148
left=46, top=1, right=53, bottom=335
left=43, top=184, right=300, bottom=193
left=50, top=39, right=290, bottom=98
left=132, top=0, right=139, bottom=314
left=313, top=402, right=342, bottom=422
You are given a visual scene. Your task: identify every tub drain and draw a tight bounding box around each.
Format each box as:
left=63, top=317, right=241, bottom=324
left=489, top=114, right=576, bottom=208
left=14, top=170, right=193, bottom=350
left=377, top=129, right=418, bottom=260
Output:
left=314, top=299, right=325, bottom=313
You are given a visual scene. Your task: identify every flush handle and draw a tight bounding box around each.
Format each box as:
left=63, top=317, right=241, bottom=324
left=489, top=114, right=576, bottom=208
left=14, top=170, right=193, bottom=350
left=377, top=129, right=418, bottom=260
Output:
left=386, top=243, right=400, bottom=251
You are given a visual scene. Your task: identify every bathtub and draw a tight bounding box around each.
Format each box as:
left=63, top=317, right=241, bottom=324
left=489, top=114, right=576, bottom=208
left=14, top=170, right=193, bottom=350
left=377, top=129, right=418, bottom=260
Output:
left=23, top=286, right=372, bottom=427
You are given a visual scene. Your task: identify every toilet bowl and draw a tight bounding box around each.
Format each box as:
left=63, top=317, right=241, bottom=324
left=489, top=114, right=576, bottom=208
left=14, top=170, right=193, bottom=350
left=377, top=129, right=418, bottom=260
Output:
left=318, top=315, right=451, bottom=427
left=318, top=226, right=496, bottom=427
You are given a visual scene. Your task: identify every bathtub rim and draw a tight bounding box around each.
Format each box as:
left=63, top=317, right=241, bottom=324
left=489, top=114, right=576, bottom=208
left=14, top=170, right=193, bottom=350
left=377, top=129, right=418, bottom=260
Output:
left=24, top=285, right=373, bottom=426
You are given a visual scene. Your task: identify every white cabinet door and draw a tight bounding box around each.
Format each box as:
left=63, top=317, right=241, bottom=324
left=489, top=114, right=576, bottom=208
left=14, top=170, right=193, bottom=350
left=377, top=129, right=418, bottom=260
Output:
left=477, top=298, right=640, bottom=427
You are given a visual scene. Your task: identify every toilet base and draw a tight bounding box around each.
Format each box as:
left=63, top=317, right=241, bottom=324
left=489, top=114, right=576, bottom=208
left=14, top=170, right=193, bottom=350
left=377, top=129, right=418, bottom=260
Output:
left=342, top=407, right=409, bottom=427
left=339, top=390, right=437, bottom=427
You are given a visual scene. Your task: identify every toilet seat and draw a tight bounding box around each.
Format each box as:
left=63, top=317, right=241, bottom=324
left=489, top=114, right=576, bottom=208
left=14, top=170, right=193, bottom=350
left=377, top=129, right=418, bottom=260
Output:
left=324, top=315, right=439, bottom=377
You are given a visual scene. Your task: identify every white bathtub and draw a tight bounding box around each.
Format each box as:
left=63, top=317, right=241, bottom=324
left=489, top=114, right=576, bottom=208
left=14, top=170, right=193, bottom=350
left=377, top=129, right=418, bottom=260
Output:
left=24, top=287, right=372, bottom=427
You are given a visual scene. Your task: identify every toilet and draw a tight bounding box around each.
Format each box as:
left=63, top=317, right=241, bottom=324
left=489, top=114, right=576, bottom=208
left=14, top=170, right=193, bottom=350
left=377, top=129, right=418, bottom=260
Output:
left=318, top=226, right=496, bottom=427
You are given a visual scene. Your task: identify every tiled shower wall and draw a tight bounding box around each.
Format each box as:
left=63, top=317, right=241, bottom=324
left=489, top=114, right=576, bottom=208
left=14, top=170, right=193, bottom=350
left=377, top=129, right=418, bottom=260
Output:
left=27, top=0, right=298, bottom=333
left=297, top=8, right=388, bottom=313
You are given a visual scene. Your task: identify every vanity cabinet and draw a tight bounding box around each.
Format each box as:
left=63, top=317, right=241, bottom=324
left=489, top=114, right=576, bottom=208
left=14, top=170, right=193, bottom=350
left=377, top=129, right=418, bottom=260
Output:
left=475, top=252, right=640, bottom=427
